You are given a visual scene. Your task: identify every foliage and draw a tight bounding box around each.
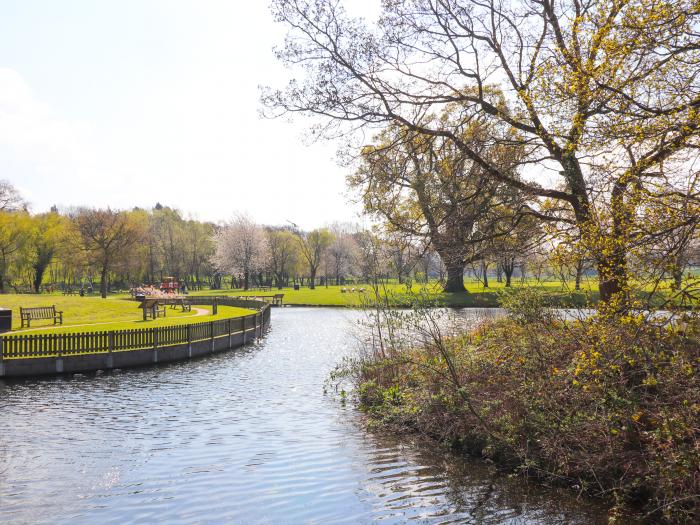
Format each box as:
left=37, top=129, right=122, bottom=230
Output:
left=71, top=208, right=146, bottom=297
left=349, top=112, right=528, bottom=293
left=340, top=300, right=700, bottom=522
left=295, top=227, right=334, bottom=289
left=497, top=287, right=554, bottom=325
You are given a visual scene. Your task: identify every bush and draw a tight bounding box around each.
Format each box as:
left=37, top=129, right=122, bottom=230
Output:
left=498, top=287, right=553, bottom=324
left=347, top=306, right=700, bottom=523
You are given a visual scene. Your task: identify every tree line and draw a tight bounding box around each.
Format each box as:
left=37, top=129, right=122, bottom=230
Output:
left=3, top=178, right=641, bottom=298
left=0, top=188, right=216, bottom=297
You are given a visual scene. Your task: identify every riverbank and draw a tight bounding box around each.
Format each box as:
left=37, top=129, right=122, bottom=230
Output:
left=343, top=304, right=700, bottom=523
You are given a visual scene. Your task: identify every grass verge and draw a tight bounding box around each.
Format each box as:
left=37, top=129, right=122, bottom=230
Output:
left=0, top=294, right=254, bottom=335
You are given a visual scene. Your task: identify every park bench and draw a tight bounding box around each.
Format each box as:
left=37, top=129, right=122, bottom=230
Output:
left=158, top=296, right=192, bottom=312
left=20, top=305, right=64, bottom=328
left=233, top=294, right=284, bottom=306
left=168, top=297, right=192, bottom=312
left=139, top=298, right=166, bottom=320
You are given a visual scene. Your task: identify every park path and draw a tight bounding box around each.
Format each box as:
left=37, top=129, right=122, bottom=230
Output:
left=14, top=307, right=210, bottom=333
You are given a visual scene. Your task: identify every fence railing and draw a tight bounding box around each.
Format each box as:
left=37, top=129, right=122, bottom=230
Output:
left=0, top=297, right=270, bottom=360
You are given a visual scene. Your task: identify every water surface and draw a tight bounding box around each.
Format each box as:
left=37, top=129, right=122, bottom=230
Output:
left=0, top=308, right=607, bottom=524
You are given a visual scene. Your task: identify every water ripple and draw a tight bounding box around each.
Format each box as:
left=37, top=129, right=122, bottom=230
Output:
left=0, top=308, right=607, bottom=524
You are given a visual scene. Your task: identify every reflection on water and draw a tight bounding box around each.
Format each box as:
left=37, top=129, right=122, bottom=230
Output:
left=0, top=308, right=607, bottom=524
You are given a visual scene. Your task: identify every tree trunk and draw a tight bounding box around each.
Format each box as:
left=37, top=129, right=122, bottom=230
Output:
left=100, top=266, right=108, bottom=298
left=243, top=270, right=250, bottom=290
left=599, top=182, right=630, bottom=308
left=672, top=268, right=683, bottom=290
left=33, top=265, right=46, bottom=293
left=503, top=260, right=514, bottom=287
left=672, top=252, right=686, bottom=290
left=597, top=252, right=627, bottom=306
left=309, top=269, right=316, bottom=289
left=575, top=261, right=583, bottom=291
left=443, top=261, right=465, bottom=293
left=481, top=260, right=489, bottom=288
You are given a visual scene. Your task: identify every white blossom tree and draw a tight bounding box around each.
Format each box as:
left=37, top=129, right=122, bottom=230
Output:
left=212, top=214, right=268, bottom=290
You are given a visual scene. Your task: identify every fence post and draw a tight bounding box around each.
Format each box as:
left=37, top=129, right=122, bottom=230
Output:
left=107, top=331, right=114, bottom=369
left=153, top=327, right=159, bottom=363
left=187, top=324, right=192, bottom=358
left=210, top=321, right=215, bottom=353
left=228, top=317, right=232, bottom=348
left=55, top=332, right=63, bottom=374
left=242, top=315, right=247, bottom=344
left=0, top=336, right=4, bottom=377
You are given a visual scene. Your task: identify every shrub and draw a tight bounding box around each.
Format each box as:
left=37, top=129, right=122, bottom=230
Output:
left=346, top=304, right=700, bottom=523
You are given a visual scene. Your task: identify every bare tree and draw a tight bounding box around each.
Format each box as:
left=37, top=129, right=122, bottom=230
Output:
left=326, top=223, right=358, bottom=285
left=0, top=180, right=27, bottom=212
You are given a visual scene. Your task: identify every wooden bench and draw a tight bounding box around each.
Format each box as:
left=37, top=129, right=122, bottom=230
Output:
left=243, top=294, right=284, bottom=306
left=20, top=305, right=64, bottom=328
left=171, top=298, right=191, bottom=312
left=139, top=298, right=166, bottom=320
left=159, top=296, right=192, bottom=312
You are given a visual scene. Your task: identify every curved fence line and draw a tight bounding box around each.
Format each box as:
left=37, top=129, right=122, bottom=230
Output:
left=0, top=297, right=271, bottom=378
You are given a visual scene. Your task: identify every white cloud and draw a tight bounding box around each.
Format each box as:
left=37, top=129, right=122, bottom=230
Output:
left=0, top=67, right=98, bottom=206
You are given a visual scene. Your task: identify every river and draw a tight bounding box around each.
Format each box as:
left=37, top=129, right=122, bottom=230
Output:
left=0, top=307, right=608, bottom=524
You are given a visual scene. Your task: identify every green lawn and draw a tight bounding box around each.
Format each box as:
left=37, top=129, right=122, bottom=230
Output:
left=190, top=279, right=601, bottom=307
left=191, top=277, right=696, bottom=308
left=0, top=295, right=254, bottom=336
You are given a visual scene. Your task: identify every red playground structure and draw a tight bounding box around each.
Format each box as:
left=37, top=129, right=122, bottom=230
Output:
left=160, top=276, right=179, bottom=294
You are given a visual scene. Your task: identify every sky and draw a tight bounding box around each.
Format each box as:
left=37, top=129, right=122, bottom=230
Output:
left=0, top=0, right=380, bottom=229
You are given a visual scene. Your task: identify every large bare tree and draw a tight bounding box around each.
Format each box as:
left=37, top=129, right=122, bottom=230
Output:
left=264, top=0, right=700, bottom=307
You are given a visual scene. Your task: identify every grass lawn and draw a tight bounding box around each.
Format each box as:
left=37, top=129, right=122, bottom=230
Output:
left=0, top=294, right=254, bottom=336
left=192, top=278, right=696, bottom=308
left=190, top=279, right=601, bottom=307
